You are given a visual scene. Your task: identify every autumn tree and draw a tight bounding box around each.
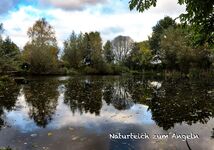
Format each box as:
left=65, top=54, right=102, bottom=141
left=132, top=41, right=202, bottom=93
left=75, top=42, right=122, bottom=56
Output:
left=23, top=18, right=59, bottom=74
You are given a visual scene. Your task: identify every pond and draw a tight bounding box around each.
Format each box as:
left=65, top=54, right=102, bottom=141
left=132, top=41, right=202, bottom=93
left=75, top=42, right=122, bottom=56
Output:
left=0, top=76, right=214, bottom=150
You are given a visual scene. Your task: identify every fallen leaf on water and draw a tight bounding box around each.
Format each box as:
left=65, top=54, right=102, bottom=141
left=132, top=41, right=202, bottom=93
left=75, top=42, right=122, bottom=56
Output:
left=80, top=138, right=86, bottom=141
left=30, top=134, right=37, bottom=137
left=72, top=136, right=79, bottom=141
left=32, top=144, right=38, bottom=148
left=69, top=127, right=74, bottom=131
left=48, top=132, right=53, bottom=136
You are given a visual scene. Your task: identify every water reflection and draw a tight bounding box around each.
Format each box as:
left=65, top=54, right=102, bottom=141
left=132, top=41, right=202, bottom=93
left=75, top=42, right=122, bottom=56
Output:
left=0, top=81, right=20, bottom=129
left=147, top=78, right=214, bottom=130
left=103, top=79, right=134, bottom=110
left=64, top=78, right=103, bottom=115
left=212, top=128, right=214, bottom=138
left=23, top=80, right=59, bottom=127
left=0, top=76, right=214, bottom=132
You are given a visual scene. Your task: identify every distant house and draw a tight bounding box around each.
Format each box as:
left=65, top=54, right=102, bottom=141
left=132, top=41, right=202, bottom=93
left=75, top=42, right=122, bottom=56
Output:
left=150, top=55, right=162, bottom=65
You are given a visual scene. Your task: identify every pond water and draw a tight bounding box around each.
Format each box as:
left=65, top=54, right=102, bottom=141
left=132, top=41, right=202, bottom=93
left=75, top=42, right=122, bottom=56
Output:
left=0, top=76, right=214, bottom=150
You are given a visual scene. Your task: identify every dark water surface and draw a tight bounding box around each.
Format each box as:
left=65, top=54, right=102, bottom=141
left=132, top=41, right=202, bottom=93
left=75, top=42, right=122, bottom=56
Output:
left=0, top=76, right=214, bottom=150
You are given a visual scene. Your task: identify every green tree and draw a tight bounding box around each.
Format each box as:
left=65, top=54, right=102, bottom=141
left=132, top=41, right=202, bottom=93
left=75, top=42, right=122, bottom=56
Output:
left=103, top=40, right=114, bottom=64
left=125, top=41, right=152, bottom=71
left=1, top=37, right=20, bottom=58
left=23, top=18, right=59, bottom=74
left=139, top=41, right=153, bottom=68
left=83, top=32, right=104, bottom=71
left=63, top=31, right=84, bottom=69
left=0, top=25, right=20, bottom=73
left=149, top=16, right=176, bottom=54
left=0, top=23, right=3, bottom=36
left=160, top=27, right=192, bottom=72
left=160, top=27, right=212, bottom=73
left=129, top=0, right=214, bottom=45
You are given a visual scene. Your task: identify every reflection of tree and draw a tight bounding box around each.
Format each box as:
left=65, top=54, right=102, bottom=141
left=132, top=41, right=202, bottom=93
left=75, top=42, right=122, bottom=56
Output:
left=103, top=78, right=135, bottom=110
left=211, top=128, right=214, bottom=138
left=111, top=85, right=133, bottom=110
left=103, top=83, right=114, bottom=105
left=64, top=78, right=103, bottom=115
left=147, top=79, right=214, bottom=130
left=0, top=81, right=20, bottom=129
left=125, top=76, right=153, bottom=104
left=24, top=80, right=59, bottom=127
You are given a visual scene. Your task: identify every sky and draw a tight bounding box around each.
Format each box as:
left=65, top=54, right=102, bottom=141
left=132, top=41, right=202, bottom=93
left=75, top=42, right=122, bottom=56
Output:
left=0, top=0, right=186, bottom=49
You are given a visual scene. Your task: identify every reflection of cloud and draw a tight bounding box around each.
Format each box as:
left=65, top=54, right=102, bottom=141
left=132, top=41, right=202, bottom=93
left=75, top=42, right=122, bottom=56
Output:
left=5, top=88, right=39, bottom=133
left=49, top=95, right=154, bottom=131
left=39, top=0, right=107, bottom=10
left=4, top=89, right=154, bottom=133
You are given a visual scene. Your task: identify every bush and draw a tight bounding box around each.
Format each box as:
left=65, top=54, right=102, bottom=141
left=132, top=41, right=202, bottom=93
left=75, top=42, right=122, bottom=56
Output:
left=66, top=68, right=79, bottom=75
left=0, top=147, right=12, bottom=150
left=112, top=64, right=130, bottom=75
left=0, top=75, right=15, bottom=87
left=82, top=66, right=99, bottom=75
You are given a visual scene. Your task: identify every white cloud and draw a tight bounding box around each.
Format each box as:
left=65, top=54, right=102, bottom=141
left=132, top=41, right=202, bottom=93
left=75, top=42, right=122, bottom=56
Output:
left=39, top=0, right=107, bottom=10
left=151, top=0, right=186, bottom=15
left=2, top=6, right=43, bottom=49
left=1, top=0, right=185, bottom=49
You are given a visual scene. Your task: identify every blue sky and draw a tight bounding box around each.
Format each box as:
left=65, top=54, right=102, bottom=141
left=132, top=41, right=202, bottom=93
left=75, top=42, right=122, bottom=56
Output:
left=0, top=0, right=185, bottom=48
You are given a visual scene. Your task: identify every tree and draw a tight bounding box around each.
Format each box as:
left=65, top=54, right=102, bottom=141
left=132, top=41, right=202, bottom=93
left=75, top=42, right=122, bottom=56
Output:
left=129, top=0, right=214, bottom=45
left=103, top=40, right=114, bottom=64
left=62, top=31, right=113, bottom=74
left=63, top=31, right=84, bottom=69
left=27, top=18, right=57, bottom=47
left=83, top=32, right=104, bottom=69
left=23, top=18, right=59, bottom=74
left=0, top=23, right=3, bottom=65
left=125, top=41, right=152, bottom=71
left=138, top=41, right=153, bottom=68
left=0, top=27, right=20, bottom=73
left=0, top=23, right=3, bottom=40
left=160, top=27, right=212, bottom=73
left=1, top=37, right=20, bottom=58
left=111, top=35, right=134, bottom=63
left=149, top=16, right=176, bottom=54
left=160, top=27, right=192, bottom=72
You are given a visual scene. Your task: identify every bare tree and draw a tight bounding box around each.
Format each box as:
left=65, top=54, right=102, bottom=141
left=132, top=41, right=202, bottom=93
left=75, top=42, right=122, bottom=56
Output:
left=111, top=35, right=134, bottom=63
